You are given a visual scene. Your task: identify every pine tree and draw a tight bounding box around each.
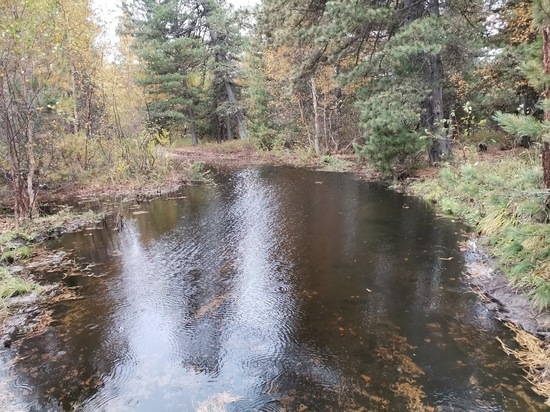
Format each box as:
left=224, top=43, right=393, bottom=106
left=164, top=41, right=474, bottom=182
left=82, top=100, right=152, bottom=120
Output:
left=122, top=0, right=247, bottom=144
left=252, top=0, right=484, bottom=172
left=495, top=0, right=550, bottom=189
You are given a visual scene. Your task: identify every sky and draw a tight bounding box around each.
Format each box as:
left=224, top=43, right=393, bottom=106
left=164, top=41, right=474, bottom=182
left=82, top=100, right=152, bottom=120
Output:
left=91, top=0, right=259, bottom=53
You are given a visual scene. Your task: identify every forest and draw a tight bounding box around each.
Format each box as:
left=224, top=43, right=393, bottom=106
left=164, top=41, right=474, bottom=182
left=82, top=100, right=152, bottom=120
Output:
left=1, top=0, right=550, bottom=407
left=0, top=0, right=548, bottom=207
left=0, top=4, right=548, bottom=290
left=2, top=0, right=549, bottom=297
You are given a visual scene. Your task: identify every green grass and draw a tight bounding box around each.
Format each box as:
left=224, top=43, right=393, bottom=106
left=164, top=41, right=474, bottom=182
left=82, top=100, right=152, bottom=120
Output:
left=0, top=270, right=37, bottom=299
left=190, top=161, right=210, bottom=181
left=0, top=246, right=31, bottom=264
left=412, top=150, right=550, bottom=309
left=0, top=266, right=38, bottom=301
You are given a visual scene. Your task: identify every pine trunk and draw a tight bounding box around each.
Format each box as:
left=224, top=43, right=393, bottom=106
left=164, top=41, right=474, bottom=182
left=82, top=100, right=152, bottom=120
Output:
left=224, top=79, right=248, bottom=139
left=190, top=118, right=198, bottom=146
left=183, top=80, right=198, bottom=146
left=311, top=77, right=322, bottom=156
left=226, top=114, right=232, bottom=141
left=543, top=26, right=550, bottom=189
left=543, top=142, right=550, bottom=189
left=425, top=0, right=451, bottom=164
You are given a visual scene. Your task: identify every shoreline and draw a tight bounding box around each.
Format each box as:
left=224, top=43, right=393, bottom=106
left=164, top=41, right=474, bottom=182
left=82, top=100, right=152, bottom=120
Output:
left=0, top=145, right=548, bottom=405
left=3, top=149, right=545, bottom=342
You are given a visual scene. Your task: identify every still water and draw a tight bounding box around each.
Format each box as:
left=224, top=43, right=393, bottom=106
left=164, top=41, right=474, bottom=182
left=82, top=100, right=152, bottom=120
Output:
left=5, top=167, right=547, bottom=410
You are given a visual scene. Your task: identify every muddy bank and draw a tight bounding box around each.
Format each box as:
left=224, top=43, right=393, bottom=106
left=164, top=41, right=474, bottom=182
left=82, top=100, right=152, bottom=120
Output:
left=463, top=239, right=550, bottom=339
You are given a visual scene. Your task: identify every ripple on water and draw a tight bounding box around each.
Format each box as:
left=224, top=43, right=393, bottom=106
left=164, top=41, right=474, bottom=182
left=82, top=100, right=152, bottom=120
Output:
left=9, top=166, right=548, bottom=411
left=11, top=376, right=34, bottom=394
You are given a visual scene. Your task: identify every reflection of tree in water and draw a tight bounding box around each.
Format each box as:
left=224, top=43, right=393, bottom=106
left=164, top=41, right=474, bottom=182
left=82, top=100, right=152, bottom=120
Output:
left=8, top=167, right=545, bottom=411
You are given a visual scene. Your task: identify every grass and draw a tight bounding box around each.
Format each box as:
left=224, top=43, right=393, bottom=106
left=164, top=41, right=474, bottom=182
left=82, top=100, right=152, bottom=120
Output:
left=191, top=161, right=210, bottom=181
left=320, top=155, right=354, bottom=172
left=175, top=138, right=259, bottom=154
left=0, top=267, right=37, bottom=299
left=17, top=208, right=102, bottom=240
left=0, top=246, right=31, bottom=263
left=411, top=149, right=550, bottom=309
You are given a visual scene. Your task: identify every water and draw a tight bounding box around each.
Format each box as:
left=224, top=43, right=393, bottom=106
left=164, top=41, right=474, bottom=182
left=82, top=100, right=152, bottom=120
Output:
left=3, top=166, right=546, bottom=410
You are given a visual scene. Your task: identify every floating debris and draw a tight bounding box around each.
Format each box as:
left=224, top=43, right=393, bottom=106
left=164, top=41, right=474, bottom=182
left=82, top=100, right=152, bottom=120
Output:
left=196, top=391, right=241, bottom=412
left=194, top=293, right=229, bottom=319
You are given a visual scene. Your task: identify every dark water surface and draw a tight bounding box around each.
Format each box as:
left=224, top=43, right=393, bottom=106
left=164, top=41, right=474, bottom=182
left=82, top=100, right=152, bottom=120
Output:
left=4, top=167, right=547, bottom=410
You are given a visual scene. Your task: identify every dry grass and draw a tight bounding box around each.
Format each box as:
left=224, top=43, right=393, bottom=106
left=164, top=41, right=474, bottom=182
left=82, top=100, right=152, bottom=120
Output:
left=199, top=139, right=259, bottom=154
left=497, top=323, right=550, bottom=406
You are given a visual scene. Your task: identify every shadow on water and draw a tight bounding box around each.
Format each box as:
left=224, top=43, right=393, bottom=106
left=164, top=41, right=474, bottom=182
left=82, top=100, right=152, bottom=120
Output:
left=3, top=166, right=547, bottom=411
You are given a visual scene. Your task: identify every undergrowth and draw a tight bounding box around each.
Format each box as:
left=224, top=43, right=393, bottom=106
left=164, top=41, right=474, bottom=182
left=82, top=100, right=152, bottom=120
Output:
left=412, top=151, right=550, bottom=309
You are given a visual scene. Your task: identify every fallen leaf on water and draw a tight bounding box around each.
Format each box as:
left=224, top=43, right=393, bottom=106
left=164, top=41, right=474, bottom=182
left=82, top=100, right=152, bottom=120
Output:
left=361, top=374, right=371, bottom=383
left=194, top=293, right=230, bottom=319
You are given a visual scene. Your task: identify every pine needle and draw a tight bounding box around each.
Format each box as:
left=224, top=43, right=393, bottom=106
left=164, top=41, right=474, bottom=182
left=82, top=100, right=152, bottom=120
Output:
left=497, top=323, right=550, bottom=406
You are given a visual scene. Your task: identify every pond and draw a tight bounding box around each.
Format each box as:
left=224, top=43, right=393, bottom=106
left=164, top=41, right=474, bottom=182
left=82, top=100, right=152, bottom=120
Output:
left=2, top=166, right=547, bottom=410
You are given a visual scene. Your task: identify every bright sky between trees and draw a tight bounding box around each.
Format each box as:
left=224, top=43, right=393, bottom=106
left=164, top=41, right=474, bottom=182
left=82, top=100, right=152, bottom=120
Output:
left=91, top=0, right=258, bottom=53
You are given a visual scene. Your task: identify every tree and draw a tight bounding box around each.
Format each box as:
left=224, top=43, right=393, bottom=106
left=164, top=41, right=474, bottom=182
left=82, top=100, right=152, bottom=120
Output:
left=122, top=0, right=247, bottom=145
left=250, top=0, right=363, bottom=153
left=494, top=0, right=550, bottom=189
left=251, top=0, right=484, bottom=172
left=535, top=0, right=550, bottom=188
left=0, top=0, right=67, bottom=222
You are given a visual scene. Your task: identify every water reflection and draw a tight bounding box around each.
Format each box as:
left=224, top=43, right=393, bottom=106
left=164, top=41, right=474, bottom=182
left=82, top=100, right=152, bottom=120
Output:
left=7, top=166, right=547, bottom=411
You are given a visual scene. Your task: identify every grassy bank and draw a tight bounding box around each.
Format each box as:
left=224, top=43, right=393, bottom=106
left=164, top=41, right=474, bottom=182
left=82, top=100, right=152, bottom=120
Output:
left=411, top=150, right=550, bottom=309
left=409, top=148, right=550, bottom=404
left=0, top=209, right=103, bottom=315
